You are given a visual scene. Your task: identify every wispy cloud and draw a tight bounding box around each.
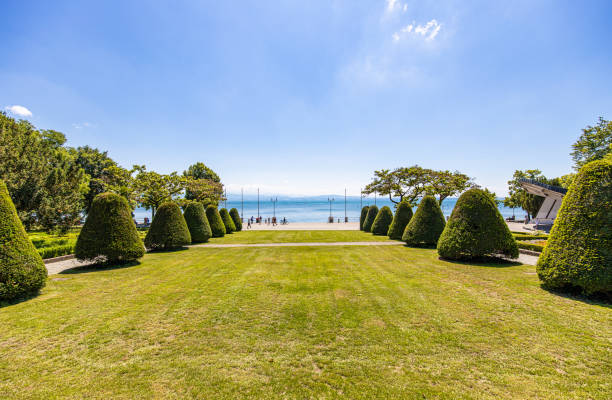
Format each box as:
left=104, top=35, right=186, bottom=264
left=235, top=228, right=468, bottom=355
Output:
left=4, top=105, right=33, bottom=117
left=393, top=19, right=441, bottom=42
left=72, top=122, right=94, bottom=129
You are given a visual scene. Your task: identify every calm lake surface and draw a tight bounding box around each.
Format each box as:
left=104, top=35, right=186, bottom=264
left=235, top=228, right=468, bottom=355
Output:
left=134, top=197, right=524, bottom=223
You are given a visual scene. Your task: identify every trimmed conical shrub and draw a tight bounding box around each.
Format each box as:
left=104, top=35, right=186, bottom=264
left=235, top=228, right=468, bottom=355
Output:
left=183, top=202, right=212, bottom=243
left=144, top=202, right=191, bottom=250
left=371, top=206, right=394, bottom=235
left=359, top=206, right=369, bottom=231
left=229, top=208, right=242, bottom=232
left=219, top=208, right=236, bottom=234
left=0, top=180, right=47, bottom=301
left=206, top=205, right=226, bottom=237
left=437, top=189, right=518, bottom=260
left=387, top=201, right=413, bottom=239
left=363, top=205, right=378, bottom=232
left=75, top=192, right=145, bottom=263
left=403, top=195, right=445, bottom=247
left=537, top=160, right=612, bottom=295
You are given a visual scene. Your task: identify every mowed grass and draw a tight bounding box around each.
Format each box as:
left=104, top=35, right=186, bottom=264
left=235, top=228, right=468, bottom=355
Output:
left=1, top=245, right=611, bottom=399
left=208, top=229, right=392, bottom=244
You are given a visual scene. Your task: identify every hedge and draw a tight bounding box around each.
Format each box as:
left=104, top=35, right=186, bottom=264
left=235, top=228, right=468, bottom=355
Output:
left=76, top=192, right=145, bottom=263
left=517, top=242, right=545, bottom=252
left=229, top=208, right=243, bottom=231
left=437, top=188, right=518, bottom=260
left=403, top=195, right=445, bottom=247
left=363, top=205, right=378, bottom=232
left=206, top=206, right=226, bottom=237
left=219, top=208, right=236, bottom=234
left=144, top=202, right=191, bottom=250
left=537, top=159, right=612, bottom=295
left=387, top=201, right=413, bottom=240
left=0, top=179, right=47, bottom=301
left=359, top=206, right=369, bottom=231
left=38, top=244, right=74, bottom=259
left=183, top=202, right=212, bottom=243
left=371, top=206, right=394, bottom=235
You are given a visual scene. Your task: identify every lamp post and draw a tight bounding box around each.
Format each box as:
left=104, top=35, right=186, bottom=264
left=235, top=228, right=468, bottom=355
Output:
left=241, top=188, right=244, bottom=222
left=328, top=197, right=334, bottom=223
left=257, top=188, right=260, bottom=220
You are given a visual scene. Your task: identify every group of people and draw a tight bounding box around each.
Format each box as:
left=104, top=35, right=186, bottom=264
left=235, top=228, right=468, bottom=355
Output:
left=246, top=216, right=288, bottom=228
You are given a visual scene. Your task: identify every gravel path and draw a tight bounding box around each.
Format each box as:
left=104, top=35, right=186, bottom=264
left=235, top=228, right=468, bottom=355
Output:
left=45, top=241, right=539, bottom=275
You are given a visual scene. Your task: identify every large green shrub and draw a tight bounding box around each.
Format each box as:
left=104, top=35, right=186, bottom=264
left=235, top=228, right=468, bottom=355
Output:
left=403, top=195, right=445, bottom=247
left=387, top=201, right=413, bottom=239
left=0, top=180, right=47, bottom=301
left=437, top=189, right=518, bottom=260
left=537, top=160, right=612, bottom=295
left=183, top=202, right=212, bottom=243
left=75, top=192, right=145, bottom=263
left=219, top=208, right=236, bottom=234
left=362, top=205, right=378, bottom=232
left=206, top=206, right=226, bottom=237
left=359, top=206, right=369, bottom=231
left=229, top=208, right=242, bottom=232
left=371, top=206, right=394, bottom=235
left=144, top=202, right=191, bottom=250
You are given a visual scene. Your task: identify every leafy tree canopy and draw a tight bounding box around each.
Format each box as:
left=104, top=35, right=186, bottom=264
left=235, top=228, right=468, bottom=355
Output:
left=571, top=117, right=612, bottom=169
left=133, top=166, right=186, bottom=217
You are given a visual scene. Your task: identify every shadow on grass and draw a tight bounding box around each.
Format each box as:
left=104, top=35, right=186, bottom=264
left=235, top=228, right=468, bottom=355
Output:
left=146, top=246, right=190, bottom=253
left=438, top=255, right=523, bottom=268
left=542, top=286, right=612, bottom=307
left=59, top=260, right=142, bottom=275
left=0, top=290, right=43, bottom=309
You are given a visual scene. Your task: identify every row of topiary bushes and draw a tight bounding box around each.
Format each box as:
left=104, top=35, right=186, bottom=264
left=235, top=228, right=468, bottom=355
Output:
left=360, top=190, right=518, bottom=259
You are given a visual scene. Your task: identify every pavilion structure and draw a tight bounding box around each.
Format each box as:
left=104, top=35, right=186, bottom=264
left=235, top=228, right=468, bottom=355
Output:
left=519, top=178, right=567, bottom=231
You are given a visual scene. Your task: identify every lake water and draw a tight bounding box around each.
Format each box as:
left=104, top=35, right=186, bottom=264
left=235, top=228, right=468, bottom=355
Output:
left=133, top=197, right=524, bottom=223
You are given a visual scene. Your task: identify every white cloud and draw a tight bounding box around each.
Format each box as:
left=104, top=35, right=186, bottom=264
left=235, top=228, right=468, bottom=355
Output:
left=4, top=105, right=32, bottom=117
left=393, top=19, right=441, bottom=42
left=72, top=122, right=94, bottom=129
left=386, top=0, right=399, bottom=12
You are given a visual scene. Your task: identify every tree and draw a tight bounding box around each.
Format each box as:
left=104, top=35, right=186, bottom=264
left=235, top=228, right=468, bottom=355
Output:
left=426, top=170, right=474, bottom=205
left=229, top=208, right=242, bottom=231
left=359, top=206, right=369, bottom=231
left=363, top=166, right=431, bottom=205
left=75, top=192, right=145, bottom=264
left=144, top=202, right=191, bottom=250
left=363, top=205, right=379, bottom=232
left=370, top=206, right=394, bottom=235
left=133, top=166, right=186, bottom=217
left=206, top=205, right=226, bottom=237
left=183, top=202, right=212, bottom=243
left=571, top=117, right=612, bottom=169
left=387, top=201, right=413, bottom=240
left=503, top=169, right=547, bottom=219
left=0, top=113, right=88, bottom=231
left=437, top=188, right=518, bottom=260
left=537, top=159, right=612, bottom=295
left=183, top=162, right=223, bottom=206
left=0, top=179, right=47, bottom=301
left=183, top=177, right=224, bottom=207
left=402, top=195, right=445, bottom=247
left=72, top=146, right=135, bottom=213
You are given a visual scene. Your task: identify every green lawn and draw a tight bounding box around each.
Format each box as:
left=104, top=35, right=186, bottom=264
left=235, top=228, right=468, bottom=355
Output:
left=208, top=229, right=392, bottom=244
left=1, top=243, right=610, bottom=398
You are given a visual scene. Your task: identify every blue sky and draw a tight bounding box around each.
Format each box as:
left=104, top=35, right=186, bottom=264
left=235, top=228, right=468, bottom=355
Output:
left=2, top=0, right=612, bottom=196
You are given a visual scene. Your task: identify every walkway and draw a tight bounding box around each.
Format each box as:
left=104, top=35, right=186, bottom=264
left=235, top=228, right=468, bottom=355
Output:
left=45, top=241, right=540, bottom=275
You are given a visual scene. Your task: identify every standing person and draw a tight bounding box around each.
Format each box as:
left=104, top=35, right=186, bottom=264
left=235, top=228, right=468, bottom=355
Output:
left=247, top=219, right=251, bottom=229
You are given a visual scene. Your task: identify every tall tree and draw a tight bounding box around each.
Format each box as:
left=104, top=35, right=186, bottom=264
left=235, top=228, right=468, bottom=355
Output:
left=426, top=170, right=474, bottom=205
left=133, top=166, right=186, bottom=217
left=183, top=162, right=223, bottom=205
left=571, top=117, right=612, bottom=169
left=364, top=166, right=431, bottom=205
